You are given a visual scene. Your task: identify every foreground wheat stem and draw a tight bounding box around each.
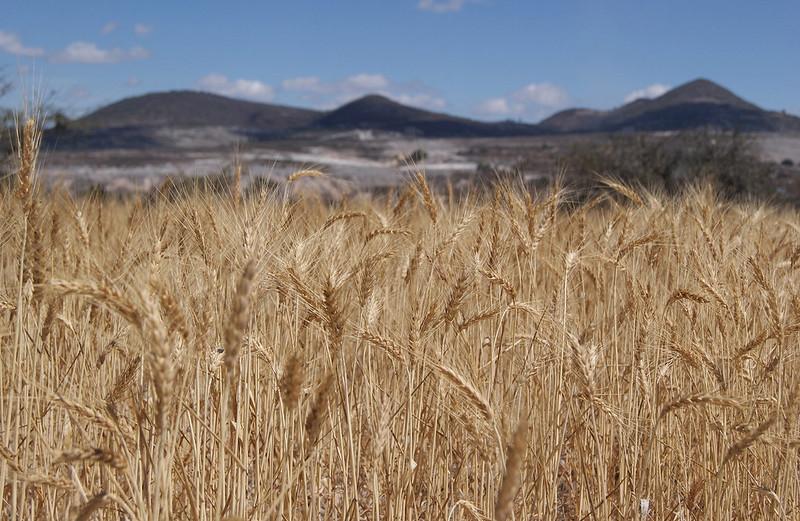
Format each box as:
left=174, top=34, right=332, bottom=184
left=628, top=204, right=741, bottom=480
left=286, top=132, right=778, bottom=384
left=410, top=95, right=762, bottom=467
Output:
left=217, top=259, right=256, bottom=520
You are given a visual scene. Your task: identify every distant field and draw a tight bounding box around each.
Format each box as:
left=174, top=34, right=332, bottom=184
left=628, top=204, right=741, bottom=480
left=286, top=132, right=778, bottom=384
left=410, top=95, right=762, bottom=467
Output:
left=35, top=132, right=565, bottom=194
left=26, top=76, right=800, bottom=199
left=4, top=119, right=800, bottom=519
left=33, top=131, right=800, bottom=200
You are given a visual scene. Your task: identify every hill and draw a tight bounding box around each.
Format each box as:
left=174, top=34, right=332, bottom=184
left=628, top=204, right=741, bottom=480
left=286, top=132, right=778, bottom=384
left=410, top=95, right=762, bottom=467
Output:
left=540, top=78, right=800, bottom=133
left=77, top=90, right=321, bottom=132
left=58, top=79, right=800, bottom=148
left=72, top=91, right=541, bottom=141
left=315, top=94, right=541, bottom=137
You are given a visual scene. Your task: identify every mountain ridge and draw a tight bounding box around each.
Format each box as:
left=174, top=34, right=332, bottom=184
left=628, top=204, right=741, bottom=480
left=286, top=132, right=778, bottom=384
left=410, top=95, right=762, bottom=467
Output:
left=70, top=78, right=800, bottom=142
left=540, top=78, right=800, bottom=133
left=314, top=94, right=543, bottom=137
left=77, top=90, right=322, bottom=132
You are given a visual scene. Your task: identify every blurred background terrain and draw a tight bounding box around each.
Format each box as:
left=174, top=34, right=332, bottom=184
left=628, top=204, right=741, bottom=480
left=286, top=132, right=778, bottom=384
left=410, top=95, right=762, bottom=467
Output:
left=2, top=76, right=800, bottom=201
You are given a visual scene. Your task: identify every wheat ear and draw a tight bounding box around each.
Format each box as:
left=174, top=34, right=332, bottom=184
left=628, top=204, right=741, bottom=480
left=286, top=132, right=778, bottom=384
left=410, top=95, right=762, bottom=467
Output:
left=494, top=417, right=529, bottom=521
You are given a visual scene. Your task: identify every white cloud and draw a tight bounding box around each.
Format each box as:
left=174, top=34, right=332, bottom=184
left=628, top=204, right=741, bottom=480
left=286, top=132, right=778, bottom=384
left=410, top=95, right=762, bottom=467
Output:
left=281, top=73, right=445, bottom=110
left=52, top=42, right=150, bottom=64
left=477, top=82, right=570, bottom=120
left=391, top=93, right=446, bottom=110
left=283, top=73, right=390, bottom=96
left=126, top=76, right=141, bottom=87
left=624, top=83, right=670, bottom=103
left=343, top=73, right=389, bottom=91
left=134, top=24, right=153, bottom=35
left=198, top=74, right=275, bottom=101
left=282, top=76, right=323, bottom=92
left=513, top=83, right=569, bottom=108
left=477, top=97, right=511, bottom=116
left=418, top=0, right=466, bottom=13
left=0, top=30, right=45, bottom=57
left=101, top=21, right=118, bottom=35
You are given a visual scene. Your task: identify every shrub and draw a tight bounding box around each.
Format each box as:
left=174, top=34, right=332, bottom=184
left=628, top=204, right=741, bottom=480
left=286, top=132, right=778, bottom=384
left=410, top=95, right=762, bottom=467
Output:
left=395, top=148, right=428, bottom=164
left=565, top=130, right=774, bottom=200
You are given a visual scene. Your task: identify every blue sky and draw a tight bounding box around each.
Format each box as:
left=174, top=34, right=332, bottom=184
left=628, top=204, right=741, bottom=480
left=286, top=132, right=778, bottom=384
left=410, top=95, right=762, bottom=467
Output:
left=1, top=0, right=798, bottom=122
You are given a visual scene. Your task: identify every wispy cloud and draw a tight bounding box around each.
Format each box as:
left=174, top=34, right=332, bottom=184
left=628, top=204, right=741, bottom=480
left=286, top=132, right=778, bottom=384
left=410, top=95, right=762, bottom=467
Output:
left=101, top=21, right=118, bottom=35
left=514, top=83, right=569, bottom=108
left=342, top=73, right=390, bottom=91
left=418, top=0, right=467, bottom=13
left=282, top=73, right=445, bottom=110
left=126, top=76, right=141, bottom=87
left=282, top=76, right=323, bottom=92
left=284, top=74, right=389, bottom=94
left=1, top=29, right=150, bottom=66
left=477, top=82, right=569, bottom=120
left=0, top=30, right=45, bottom=57
left=134, top=24, right=153, bottom=36
left=477, top=97, right=511, bottom=116
left=624, top=83, right=670, bottom=103
left=52, top=42, right=150, bottom=64
left=390, top=93, right=446, bottom=110
left=198, top=74, right=275, bottom=101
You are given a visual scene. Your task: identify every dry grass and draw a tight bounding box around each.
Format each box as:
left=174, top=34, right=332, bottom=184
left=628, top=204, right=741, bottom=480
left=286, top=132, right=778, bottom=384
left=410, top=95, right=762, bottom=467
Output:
left=2, top=120, right=800, bottom=520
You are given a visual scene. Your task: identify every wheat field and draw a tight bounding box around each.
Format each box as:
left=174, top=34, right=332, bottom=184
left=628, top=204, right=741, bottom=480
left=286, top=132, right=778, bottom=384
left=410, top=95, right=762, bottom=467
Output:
left=3, top=119, right=800, bottom=520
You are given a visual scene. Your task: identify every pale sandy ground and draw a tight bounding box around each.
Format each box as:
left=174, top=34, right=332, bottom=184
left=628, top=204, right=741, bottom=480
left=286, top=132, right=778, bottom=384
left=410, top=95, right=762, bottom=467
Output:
left=35, top=132, right=800, bottom=194
left=38, top=148, right=477, bottom=193
left=756, top=134, right=800, bottom=164
left=37, top=134, right=483, bottom=193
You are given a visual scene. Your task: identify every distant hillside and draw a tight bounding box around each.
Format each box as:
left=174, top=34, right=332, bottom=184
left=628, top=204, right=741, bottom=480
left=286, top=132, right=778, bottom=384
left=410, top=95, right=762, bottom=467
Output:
left=315, top=94, right=541, bottom=137
left=540, top=79, right=800, bottom=133
left=77, top=90, right=321, bottom=132
left=536, top=108, right=605, bottom=134
left=73, top=91, right=541, bottom=140
left=56, top=79, right=800, bottom=150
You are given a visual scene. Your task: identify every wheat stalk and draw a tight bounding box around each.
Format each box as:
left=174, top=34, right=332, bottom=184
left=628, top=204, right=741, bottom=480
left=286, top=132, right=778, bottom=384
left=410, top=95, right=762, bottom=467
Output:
left=722, top=415, right=777, bottom=467
left=659, top=393, right=743, bottom=420
left=279, top=353, right=305, bottom=411
left=435, top=363, right=493, bottom=423
left=223, top=260, right=257, bottom=381
left=15, top=117, right=40, bottom=202
left=305, top=370, right=335, bottom=448
left=288, top=169, right=326, bottom=182
left=494, top=417, right=529, bottom=521
left=54, top=447, right=126, bottom=469
left=414, top=171, right=438, bottom=223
